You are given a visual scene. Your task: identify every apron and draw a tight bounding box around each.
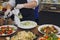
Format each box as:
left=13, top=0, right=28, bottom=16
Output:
left=15, top=0, right=35, bottom=21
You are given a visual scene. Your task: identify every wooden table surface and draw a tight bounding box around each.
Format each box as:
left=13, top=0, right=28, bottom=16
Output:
left=0, top=26, right=43, bottom=40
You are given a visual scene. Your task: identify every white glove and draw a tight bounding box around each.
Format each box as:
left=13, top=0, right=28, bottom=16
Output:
left=14, top=15, right=21, bottom=27
left=11, top=8, right=19, bottom=16
left=7, top=11, right=13, bottom=17
left=13, top=8, right=21, bottom=27
left=7, top=8, right=19, bottom=17
left=15, top=4, right=24, bottom=9
left=4, top=9, right=11, bottom=18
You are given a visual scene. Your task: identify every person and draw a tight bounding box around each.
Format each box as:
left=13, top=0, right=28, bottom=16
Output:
left=4, top=0, right=39, bottom=22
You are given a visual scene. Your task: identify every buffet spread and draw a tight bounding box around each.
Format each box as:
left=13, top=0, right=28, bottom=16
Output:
left=0, top=9, right=60, bottom=40
left=0, top=17, right=60, bottom=40
left=0, top=1, right=60, bottom=40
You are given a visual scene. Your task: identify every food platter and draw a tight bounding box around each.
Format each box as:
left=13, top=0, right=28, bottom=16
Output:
left=0, top=25, right=17, bottom=36
left=18, top=21, right=37, bottom=29
left=37, top=33, right=60, bottom=40
left=38, top=24, right=60, bottom=34
left=11, top=31, right=36, bottom=40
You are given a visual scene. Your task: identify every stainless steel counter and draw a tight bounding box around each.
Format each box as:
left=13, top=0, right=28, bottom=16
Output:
left=39, top=2, right=60, bottom=13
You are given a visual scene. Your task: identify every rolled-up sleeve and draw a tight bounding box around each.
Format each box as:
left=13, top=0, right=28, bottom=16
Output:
left=27, top=0, right=39, bottom=5
left=8, top=0, right=15, bottom=7
left=35, top=0, right=39, bottom=5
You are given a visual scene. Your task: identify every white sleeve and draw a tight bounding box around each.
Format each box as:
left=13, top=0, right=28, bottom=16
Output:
left=27, top=0, right=39, bottom=5
left=8, top=0, right=15, bottom=7
left=35, top=0, right=39, bottom=5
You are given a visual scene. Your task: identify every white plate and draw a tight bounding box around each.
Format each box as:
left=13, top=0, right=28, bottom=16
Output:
left=18, top=21, right=37, bottom=29
left=56, top=34, right=60, bottom=38
left=0, top=25, right=17, bottom=36
left=38, top=24, right=60, bottom=34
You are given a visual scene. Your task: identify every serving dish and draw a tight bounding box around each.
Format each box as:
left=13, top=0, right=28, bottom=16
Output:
left=18, top=21, right=37, bottom=29
left=37, top=33, right=60, bottom=40
left=0, top=25, right=17, bottom=36
left=11, top=31, right=36, bottom=40
left=38, top=24, right=60, bottom=34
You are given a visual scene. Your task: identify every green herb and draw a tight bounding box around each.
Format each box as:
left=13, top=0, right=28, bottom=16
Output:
left=48, top=33, right=58, bottom=40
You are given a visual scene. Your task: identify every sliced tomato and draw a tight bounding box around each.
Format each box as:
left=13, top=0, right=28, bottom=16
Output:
left=7, top=30, right=13, bottom=34
left=0, top=31, right=3, bottom=35
left=39, top=37, right=46, bottom=40
left=44, top=36, right=49, bottom=39
left=2, top=30, right=5, bottom=33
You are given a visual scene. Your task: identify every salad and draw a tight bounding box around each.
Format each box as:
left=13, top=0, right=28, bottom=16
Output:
left=40, top=25, right=58, bottom=34
left=11, top=31, right=36, bottom=40
left=0, top=25, right=17, bottom=36
left=38, top=33, right=60, bottom=40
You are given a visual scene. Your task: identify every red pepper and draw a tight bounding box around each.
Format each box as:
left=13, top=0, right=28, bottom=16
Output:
left=44, top=36, right=49, bottom=39
left=7, top=30, right=13, bottom=34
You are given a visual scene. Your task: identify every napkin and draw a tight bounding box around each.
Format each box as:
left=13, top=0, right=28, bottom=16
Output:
left=10, top=8, right=21, bottom=27
left=14, top=15, right=21, bottom=27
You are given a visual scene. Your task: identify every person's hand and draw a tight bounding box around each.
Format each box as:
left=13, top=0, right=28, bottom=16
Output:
left=15, top=4, right=24, bottom=9
left=4, top=9, right=11, bottom=18
left=7, top=8, right=19, bottom=17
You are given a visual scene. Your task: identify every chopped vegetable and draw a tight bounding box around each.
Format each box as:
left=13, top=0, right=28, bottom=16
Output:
left=58, top=38, right=60, bottom=40
left=39, top=33, right=58, bottom=40
left=40, top=25, right=58, bottom=34
left=0, top=26, right=15, bottom=35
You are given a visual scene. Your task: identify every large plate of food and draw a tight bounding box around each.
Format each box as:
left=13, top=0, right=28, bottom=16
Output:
left=0, top=25, right=17, bottom=36
left=18, top=21, right=37, bottom=29
left=38, top=24, right=60, bottom=34
left=37, top=33, right=60, bottom=40
left=11, top=31, right=36, bottom=40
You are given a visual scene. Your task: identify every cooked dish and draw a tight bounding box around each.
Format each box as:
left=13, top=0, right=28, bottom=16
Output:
left=0, top=25, right=16, bottom=36
left=38, top=33, right=60, bottom=40
left=19, top=21, right=37, bottom=29
left=0, top=18, right=5, bottom=26
left=7, top=18, right=13, bottom=25
left=40, top=25, right=58, bottom=34
left=0, top=18, right=14, bottom=25
left=11, top=31, right=36, bottom=40
left=21, top=21, right=34, bottom=26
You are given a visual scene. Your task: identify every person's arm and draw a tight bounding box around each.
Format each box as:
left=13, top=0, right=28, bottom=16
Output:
left=16, top=0, right=38, bottom=9
left=23, top=0, right=37, bottom=8
left=4, top=0, right=15, bottom=18
left=6, top=0, right=15, bottom=10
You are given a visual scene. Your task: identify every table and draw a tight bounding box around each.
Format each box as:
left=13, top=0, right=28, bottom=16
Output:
left=0, top=26, right=43, bottom=40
